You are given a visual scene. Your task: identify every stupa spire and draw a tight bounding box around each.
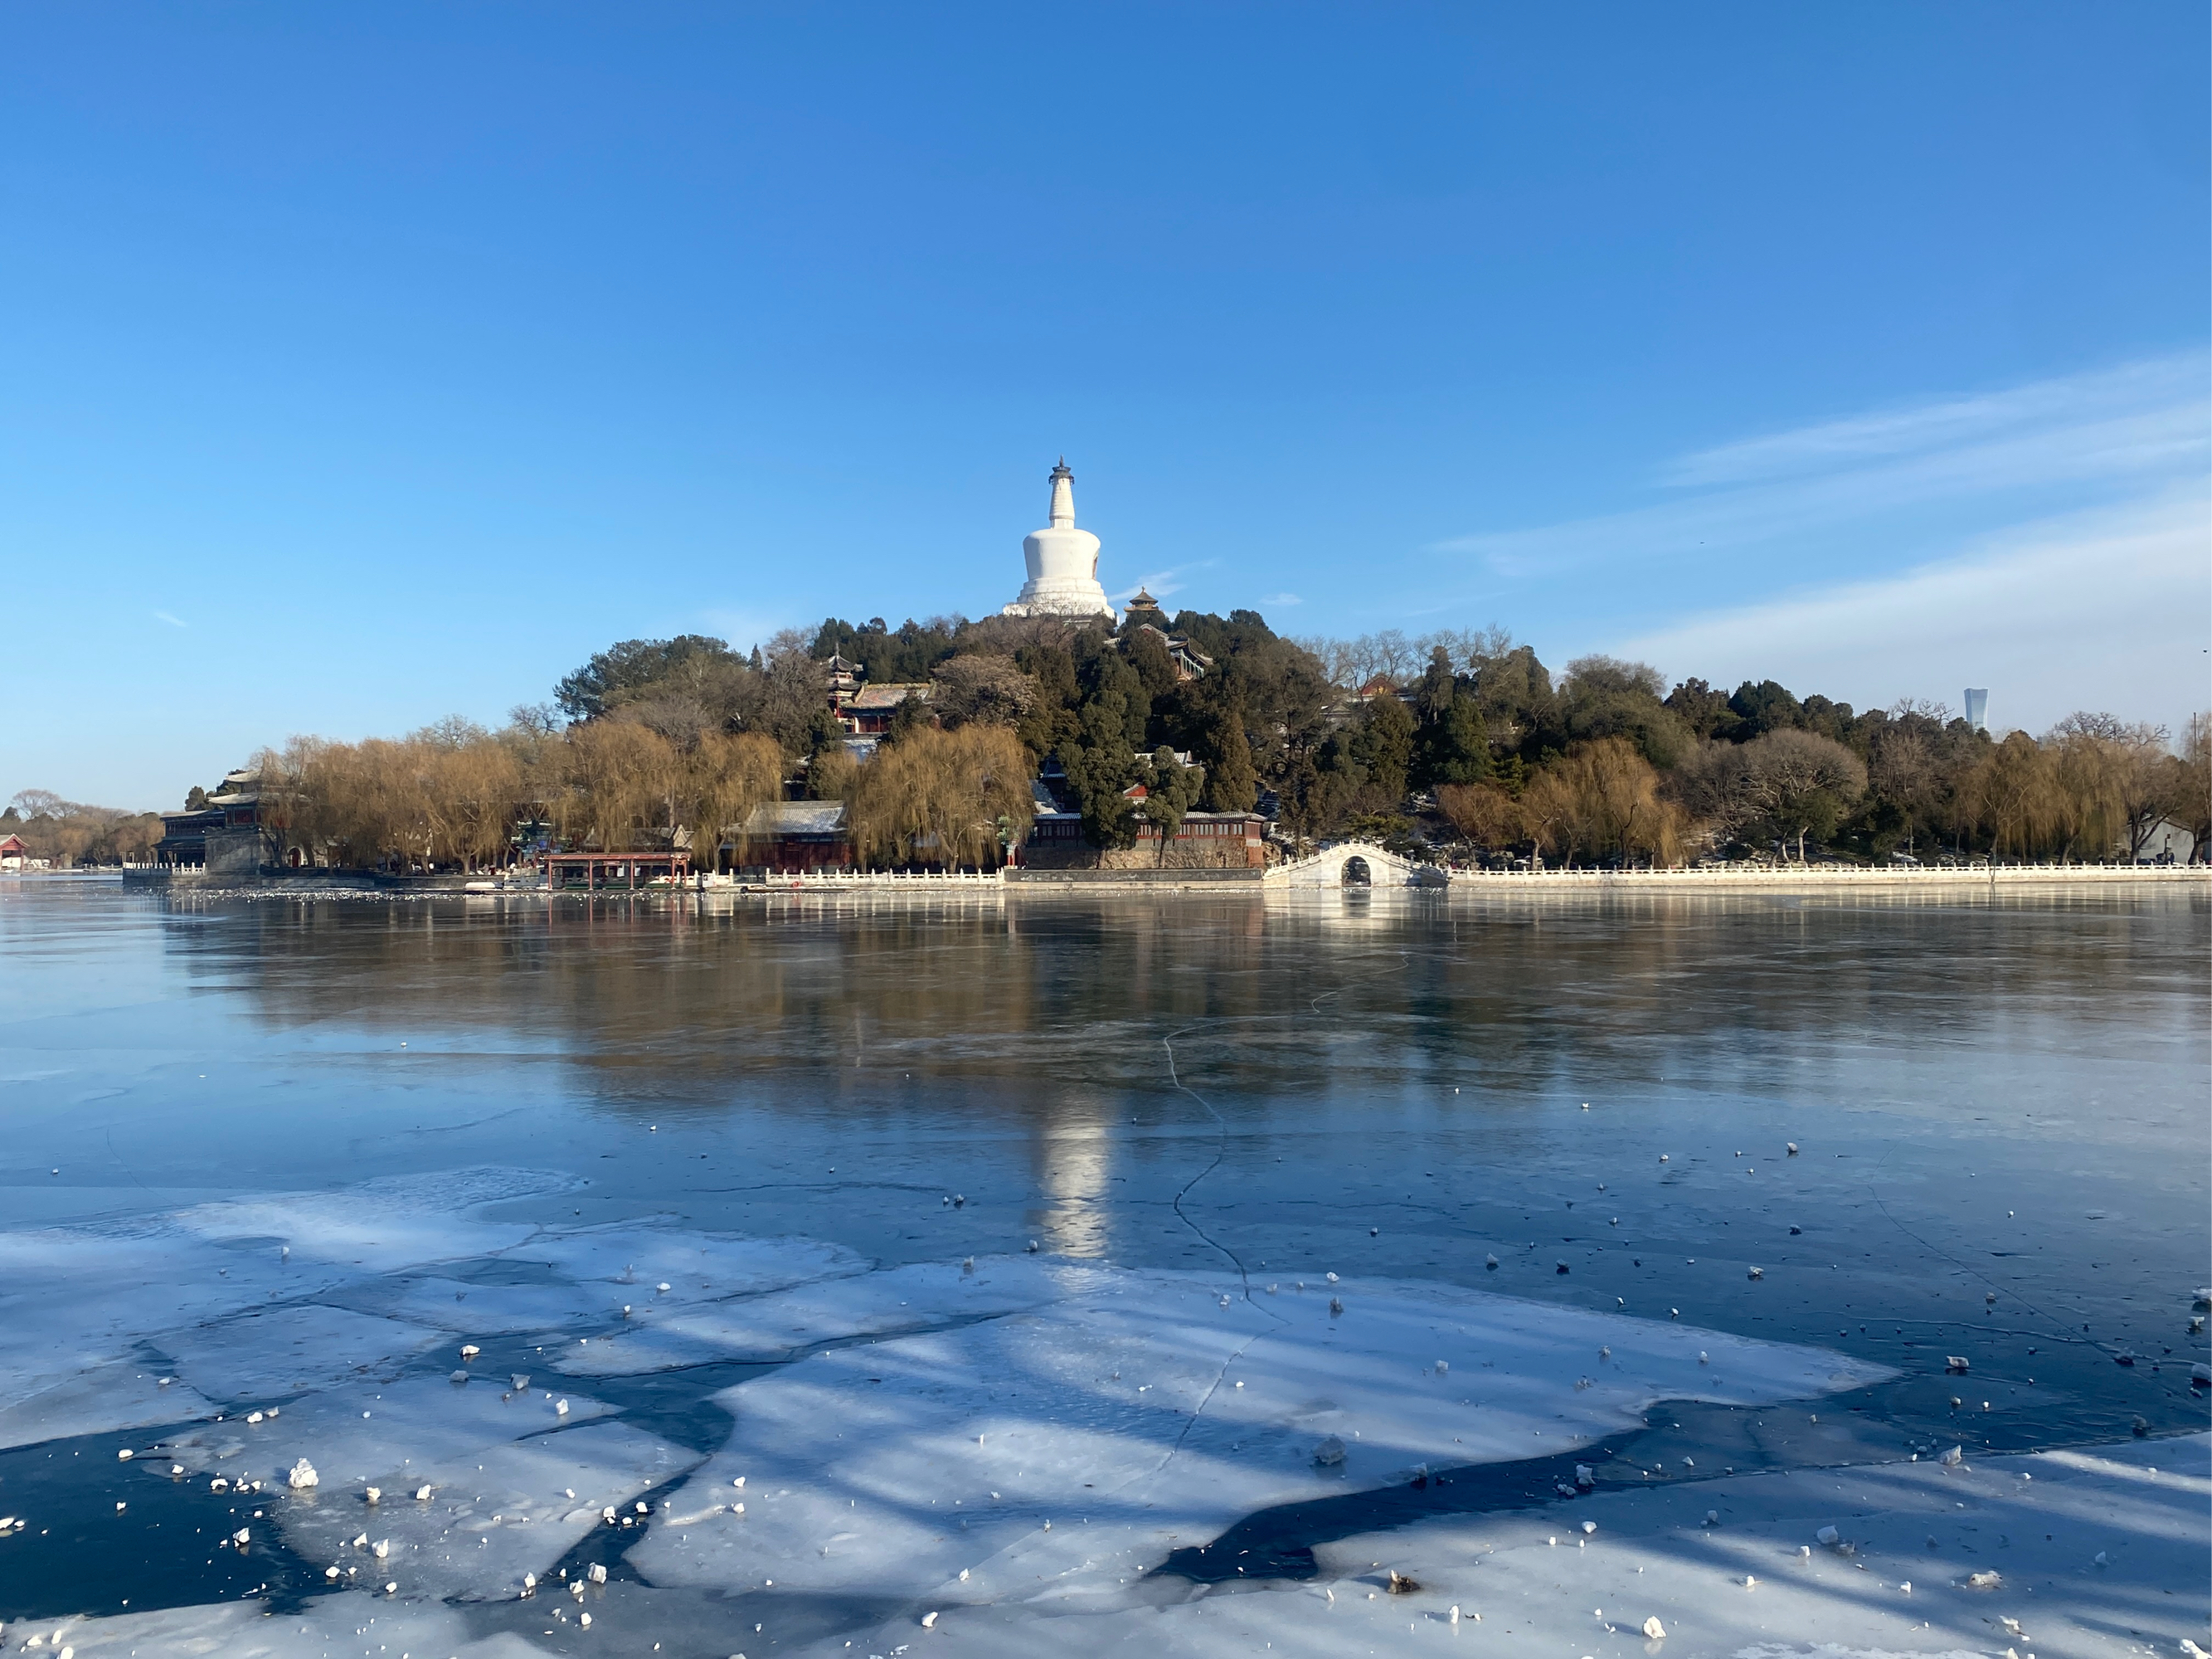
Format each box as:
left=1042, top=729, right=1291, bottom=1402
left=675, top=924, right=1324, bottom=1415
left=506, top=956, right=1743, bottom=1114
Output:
left=1048, top=457, right=1075, bottom=529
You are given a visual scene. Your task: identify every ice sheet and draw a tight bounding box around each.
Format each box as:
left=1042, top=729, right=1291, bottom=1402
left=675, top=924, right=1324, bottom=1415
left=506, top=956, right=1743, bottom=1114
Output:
left=373, top=1276, right=634, bottom=1335
left=155, top=1374, right=618, bottom=1487
left=554, top=1253, right=1107, bottom=1375
left=333, top=1220, right=865, bottom=1337
left=0, top=1589, right=552, bottom=1657
left=630, top=1267, right=1891, bottom=1604
left=503, top=1219, right=866, bottom=1302
left=277, top=1419, right=702, bottom=1602
left=0, top=1358, right=214, bottom=1452
left=803, top=1432, right=2212, bottom=1658
left=0, top=1167, right=569, bottom=1447
left=168, top=1168, right=566, bottom=1272
left=153, top=1304, right=445, bottom=1401
left=0, top=1224, right=351, bottom=1385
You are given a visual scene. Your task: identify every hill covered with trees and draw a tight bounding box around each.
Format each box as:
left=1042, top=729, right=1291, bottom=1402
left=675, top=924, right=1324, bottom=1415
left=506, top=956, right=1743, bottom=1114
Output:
left=206, top=605, right=2206, bottom=874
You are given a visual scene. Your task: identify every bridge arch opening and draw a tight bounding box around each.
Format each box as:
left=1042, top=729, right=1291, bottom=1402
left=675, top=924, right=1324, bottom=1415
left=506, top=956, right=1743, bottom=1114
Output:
left=1341, top=855, right=1372, bottom=888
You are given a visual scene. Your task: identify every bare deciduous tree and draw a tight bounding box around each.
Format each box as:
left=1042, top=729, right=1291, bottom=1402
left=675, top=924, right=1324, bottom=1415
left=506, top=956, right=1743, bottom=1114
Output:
left=1435, top=781, right=1526, bottom=850
left=1293, top=625, right=1516, bottom=690
left=1674, top=729, right=1866, bottom=860
left=930, top=654, right=1038, bottom=730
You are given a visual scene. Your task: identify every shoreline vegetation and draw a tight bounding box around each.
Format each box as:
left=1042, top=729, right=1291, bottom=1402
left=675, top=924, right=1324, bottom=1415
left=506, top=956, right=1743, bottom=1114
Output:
left=9, top=610, right=2209, bottom=877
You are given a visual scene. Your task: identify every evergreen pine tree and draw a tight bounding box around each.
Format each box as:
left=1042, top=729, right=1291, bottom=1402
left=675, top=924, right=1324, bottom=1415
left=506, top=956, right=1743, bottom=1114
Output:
left=1199, top=710, right=1260, bottom=812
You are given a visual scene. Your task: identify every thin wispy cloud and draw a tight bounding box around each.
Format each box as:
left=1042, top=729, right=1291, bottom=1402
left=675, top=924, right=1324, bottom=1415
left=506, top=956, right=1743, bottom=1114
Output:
left=1607, top=492, right=2210, bottom=736
left=1113, top=563, right=1213, bottom=605
left=1435, top=353, right=2209, bottom=577
left=1660, top=355, right=2208, bottom=488
left=1262, top=591, right=1303, bottom=607
left=153, top=611, right=187, bottom=629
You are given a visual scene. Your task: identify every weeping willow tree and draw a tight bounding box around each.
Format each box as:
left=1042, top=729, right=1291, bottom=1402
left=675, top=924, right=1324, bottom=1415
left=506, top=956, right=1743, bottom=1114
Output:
left=552, top=719, right=784, bottom=859
left=258, top=727, right=527, bottom=873
left=684, top=732, right=786, bottom=866
left=841, top=726, right=1034, bottom=869
left=552, top=719, right=671, bottom=854
left=1964, top=732, right=2064, bottom=860
left=253, top=716, right=785, bottom=870
left=1518, top=737, right=1688, bottom=868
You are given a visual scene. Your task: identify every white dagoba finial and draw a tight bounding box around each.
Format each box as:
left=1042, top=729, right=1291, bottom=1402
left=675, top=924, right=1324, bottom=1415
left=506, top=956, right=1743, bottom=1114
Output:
left=1048, top=457, right=1075, bottom=529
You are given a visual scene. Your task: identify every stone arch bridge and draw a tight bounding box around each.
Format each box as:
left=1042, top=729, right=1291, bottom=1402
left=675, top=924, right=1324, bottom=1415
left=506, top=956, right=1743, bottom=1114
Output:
left=1266, top=839, right=1449, bottom=889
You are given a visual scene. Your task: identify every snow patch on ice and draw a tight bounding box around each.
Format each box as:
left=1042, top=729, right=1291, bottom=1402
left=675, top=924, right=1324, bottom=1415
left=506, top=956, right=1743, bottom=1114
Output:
left=168, top=1166, right=566, bottom=1273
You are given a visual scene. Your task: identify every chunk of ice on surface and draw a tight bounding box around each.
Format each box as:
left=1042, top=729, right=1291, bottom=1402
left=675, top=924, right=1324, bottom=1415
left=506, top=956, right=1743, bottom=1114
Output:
left=372, top=1277, right=627, bottom=1335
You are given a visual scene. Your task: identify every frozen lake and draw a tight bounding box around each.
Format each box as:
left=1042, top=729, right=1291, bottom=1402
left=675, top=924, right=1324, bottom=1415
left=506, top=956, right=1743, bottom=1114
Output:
left=0, top=878, right=2204, bottom=1655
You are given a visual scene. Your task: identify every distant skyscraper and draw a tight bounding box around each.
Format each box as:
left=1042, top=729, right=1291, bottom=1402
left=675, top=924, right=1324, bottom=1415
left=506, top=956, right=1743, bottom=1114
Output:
left=1964, top=688, right=1988, bottom=732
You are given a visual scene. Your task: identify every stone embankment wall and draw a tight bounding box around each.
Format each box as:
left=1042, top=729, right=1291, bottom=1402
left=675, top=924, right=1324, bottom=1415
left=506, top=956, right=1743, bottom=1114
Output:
left=1020, top=842, right=1265, bottom=872
left=1004, top=865, right=1266, bottom=888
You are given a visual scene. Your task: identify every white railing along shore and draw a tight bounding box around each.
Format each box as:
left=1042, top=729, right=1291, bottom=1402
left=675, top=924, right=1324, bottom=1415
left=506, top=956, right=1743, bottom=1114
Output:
left=90, top=859, right=2207, bottom=893
left=1437, top=862, right=2204, bottom=882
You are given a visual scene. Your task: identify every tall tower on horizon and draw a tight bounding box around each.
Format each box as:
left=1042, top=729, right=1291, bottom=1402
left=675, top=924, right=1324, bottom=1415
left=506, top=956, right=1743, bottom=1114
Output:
left=1001, top=459, right=1117, bottom=621
left=1964, top=688, right=1989, bottom=732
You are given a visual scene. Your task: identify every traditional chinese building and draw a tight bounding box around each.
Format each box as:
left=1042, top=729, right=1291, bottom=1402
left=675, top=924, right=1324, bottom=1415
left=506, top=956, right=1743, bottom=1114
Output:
left=840, top=683, right=934, bottom=736
left=1020, top=762, right=1266, bottom=870
left=738, top=801, right=853, bottom=872
left=154, top=770, right=275, bottom=875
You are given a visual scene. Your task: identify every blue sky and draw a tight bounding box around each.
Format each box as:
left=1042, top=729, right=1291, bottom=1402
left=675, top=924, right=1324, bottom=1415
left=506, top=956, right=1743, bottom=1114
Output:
left=2, top=4, right=2205, bottom=807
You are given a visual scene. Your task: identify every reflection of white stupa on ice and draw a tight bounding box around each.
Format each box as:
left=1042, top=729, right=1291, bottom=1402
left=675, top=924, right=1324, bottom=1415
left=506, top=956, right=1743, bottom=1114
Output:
left=1001, top=459, right=1117, bottom=620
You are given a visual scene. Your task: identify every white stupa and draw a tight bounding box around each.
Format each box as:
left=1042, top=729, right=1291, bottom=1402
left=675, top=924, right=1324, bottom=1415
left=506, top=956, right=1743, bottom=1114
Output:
left=1001, top=459, right=1116, bottom=620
